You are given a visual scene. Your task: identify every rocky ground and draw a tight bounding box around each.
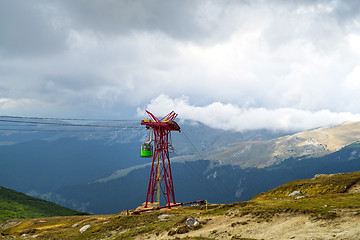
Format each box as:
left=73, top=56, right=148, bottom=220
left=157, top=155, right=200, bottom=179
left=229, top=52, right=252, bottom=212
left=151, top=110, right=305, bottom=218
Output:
left=1, top=206, right=360, bottom=240
left=148, top=209, right=360, bottom=240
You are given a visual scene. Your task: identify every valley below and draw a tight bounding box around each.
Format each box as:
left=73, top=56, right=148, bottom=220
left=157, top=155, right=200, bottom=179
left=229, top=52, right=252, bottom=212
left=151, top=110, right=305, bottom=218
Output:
left=2, top=120, right=360, bottom=214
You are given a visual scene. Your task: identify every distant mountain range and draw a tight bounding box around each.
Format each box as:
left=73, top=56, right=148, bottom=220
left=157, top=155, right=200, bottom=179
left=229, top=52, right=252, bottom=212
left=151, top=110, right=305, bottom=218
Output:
left=206, top=121, right=360, bottom=168
left=0, top=119, right=289, bottom=193
left=0, top=119, right=360, bottom=214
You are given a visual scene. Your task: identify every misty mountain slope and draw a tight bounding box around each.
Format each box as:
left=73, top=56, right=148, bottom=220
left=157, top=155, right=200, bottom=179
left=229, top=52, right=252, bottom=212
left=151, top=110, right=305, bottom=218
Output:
left=0, top=137, right=140, bottom=193
left=0, top=120, right=290, bottom=193
left=53, top=160, right=228, bottom=214
left=172, top=120, right=291, bottom=155
left=53, top=141, right=360, bottom=214
left=208, top=121, right=360, bottom=168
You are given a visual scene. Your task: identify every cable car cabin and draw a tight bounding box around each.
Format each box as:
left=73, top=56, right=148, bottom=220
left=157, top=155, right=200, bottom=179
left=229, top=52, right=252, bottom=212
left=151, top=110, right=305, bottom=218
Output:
left=140, top=144, right=153, bottom=158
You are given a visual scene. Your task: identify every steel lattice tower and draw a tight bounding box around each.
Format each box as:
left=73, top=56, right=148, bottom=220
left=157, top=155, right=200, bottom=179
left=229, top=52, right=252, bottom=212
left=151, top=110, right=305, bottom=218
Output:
left=141, top=110, right=180, bottom=208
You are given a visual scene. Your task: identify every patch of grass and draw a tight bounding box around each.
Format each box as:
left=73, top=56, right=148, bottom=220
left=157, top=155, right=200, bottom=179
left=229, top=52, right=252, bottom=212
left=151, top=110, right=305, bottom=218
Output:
left=238, top=192, right=360, bottom=221
left=179, top=237, right=215, bottom=240
left=202, top=202, right=249, bottom=217
left=231, top=221, right=248, bottom=227
left=254, top=172, right=360, bottom=201
left=231, top=236, right=260, bottom=240
left=0, top=186, right=81, bottom=221
left=113, top=209, right=205, bottom=239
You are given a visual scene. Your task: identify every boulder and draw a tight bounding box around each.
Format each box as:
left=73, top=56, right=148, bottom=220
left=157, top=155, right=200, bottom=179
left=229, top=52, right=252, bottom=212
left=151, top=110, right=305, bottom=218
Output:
left=287, top=191, right=302, bottom=197
left=79, top=225, right=91, bottom=233
left=158, top=214, right=171, bottom=221
left=186, top=218, right=200, bottom=228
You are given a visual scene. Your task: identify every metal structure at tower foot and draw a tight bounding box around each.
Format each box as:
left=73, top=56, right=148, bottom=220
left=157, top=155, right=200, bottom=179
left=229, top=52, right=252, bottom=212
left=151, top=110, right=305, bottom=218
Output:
left=141, top=110, right=180, bottom=209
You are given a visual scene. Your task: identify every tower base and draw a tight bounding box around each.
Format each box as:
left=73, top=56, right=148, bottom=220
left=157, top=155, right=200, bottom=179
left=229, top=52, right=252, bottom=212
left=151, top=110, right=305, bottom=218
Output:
left=135, top=202, right=179, bottom=212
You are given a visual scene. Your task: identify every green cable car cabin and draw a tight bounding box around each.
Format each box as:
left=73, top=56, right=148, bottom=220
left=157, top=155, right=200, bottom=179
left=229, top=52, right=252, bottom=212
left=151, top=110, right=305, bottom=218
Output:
left=141, top=127, right=154, bottom=158
left=141, top=143, right=153, bottom=158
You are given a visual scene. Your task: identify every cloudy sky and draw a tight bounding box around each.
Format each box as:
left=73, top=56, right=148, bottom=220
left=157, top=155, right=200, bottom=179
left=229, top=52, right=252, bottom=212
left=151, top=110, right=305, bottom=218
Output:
left=1, top=0, right=360, bottom=131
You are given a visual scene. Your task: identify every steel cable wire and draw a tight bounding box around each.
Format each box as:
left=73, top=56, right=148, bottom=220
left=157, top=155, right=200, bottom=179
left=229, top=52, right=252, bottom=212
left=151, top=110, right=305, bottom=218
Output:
left=180, top=130, right=235, bottom=199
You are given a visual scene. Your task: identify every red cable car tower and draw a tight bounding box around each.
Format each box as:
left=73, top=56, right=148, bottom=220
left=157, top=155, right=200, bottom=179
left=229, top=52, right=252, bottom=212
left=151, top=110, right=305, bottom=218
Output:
left=141, top=110, right=180, bottom=208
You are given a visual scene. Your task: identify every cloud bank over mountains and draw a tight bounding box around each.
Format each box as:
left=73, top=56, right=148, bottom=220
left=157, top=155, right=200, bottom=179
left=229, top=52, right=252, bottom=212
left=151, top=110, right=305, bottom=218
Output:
left=140, top=94, right=360, bottom=131
left=1, top=0, right=360, bottom=131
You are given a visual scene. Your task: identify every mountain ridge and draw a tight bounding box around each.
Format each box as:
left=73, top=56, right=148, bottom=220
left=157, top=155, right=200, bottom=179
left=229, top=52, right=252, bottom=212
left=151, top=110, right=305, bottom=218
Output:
left=207, top=121, right=360, bottom=168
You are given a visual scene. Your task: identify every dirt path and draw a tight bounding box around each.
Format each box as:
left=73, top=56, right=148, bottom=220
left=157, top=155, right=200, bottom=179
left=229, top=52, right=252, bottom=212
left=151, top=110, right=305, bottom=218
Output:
left=142, top=210, right=360, bottom=240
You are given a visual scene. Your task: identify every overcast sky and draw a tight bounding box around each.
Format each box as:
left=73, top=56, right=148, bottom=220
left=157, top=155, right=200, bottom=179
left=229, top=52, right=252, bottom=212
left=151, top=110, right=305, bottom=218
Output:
left=1, top=0, right=360, bottom=131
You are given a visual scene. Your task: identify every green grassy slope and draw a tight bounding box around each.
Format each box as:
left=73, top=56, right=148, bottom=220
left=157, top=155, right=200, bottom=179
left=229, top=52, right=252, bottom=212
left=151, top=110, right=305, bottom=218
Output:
left=0, top=186, right=81, bottom=220
left=238, top=171, right=360, bottom=219
left=253, top=171, right=360, bottom=200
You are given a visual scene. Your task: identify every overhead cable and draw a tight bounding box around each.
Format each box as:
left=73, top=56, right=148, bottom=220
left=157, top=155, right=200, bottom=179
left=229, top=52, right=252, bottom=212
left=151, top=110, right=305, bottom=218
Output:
left=0, top=119, right=142, bottom=129
left=0, top=115, right=138, bottom=122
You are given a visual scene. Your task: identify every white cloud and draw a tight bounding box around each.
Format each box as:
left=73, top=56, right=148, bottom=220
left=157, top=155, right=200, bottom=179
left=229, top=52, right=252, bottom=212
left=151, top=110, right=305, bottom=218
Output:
left=1, top=0, right=360, bottom=120
left=345, top=65, right=360, bottom=89
left=347, top=33, right=360, bottom=53
left=138, top=95, right=360, bottom=131
left=0, top=98, right=47, bottom=115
